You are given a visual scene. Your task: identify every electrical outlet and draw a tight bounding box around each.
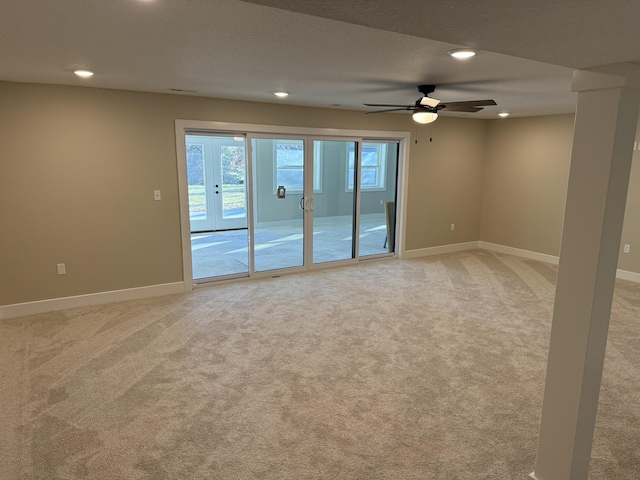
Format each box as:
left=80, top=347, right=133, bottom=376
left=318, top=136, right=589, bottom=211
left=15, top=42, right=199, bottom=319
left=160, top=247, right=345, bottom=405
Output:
left=624, top=244, right=631, bottom=254
left=451, top=223, right=455, bottom=231
left=57, top=263, right=66, bottom=275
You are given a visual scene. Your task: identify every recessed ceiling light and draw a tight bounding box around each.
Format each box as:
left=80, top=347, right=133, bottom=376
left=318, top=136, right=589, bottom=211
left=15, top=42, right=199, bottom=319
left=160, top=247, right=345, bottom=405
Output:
left=447, top=49, right=476, bottom=59
left=274, top=91, right=289, bottom=98
left=74, top=70, right=94, bottom=78
left=499, top=112, right=510, bottom=117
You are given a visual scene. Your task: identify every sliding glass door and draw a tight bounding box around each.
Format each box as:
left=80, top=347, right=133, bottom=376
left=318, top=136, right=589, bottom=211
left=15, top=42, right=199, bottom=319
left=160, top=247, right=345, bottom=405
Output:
left=185, top=131, right=400, bottom=282
left=251, top=137, right=306, bottom=272
left=357, top=141, right=399, bottom=257
left=311, top=139, right=357, bottom=264
left=186, top=134, right=249, bottom=280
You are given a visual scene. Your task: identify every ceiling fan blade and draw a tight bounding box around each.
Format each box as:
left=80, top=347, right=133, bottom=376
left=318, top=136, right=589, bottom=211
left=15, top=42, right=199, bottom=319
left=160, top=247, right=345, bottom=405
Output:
left=439, top=99, right=496, bottom=113
left=439, top=105, right=483, bottom=112
left=365, top=108, right=412, bottom=114
left=364, top=103, right=412, bottom=108
left=441, top=99, right=497, bottom=108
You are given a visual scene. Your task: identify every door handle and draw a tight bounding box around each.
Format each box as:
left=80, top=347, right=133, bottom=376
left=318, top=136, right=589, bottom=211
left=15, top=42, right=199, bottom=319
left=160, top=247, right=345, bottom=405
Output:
left=299, top=197, right=314, bottom=211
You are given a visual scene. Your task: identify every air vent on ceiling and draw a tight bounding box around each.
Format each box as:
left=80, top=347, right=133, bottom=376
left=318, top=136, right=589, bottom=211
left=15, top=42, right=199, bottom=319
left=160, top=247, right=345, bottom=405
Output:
left=169, top=88, right=199, bottom=94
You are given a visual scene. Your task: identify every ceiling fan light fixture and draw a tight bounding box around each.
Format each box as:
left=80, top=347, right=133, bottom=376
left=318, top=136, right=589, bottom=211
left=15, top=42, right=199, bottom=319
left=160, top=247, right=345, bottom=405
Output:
left=412, top=110, right=438, bottom=124
left=74, top=69, right=94, bottom=78
left=448, top=49, right=476, bottom=59
left=499, top=112, right=510, bottom=117
left=273, top=91, right=289, bottom=97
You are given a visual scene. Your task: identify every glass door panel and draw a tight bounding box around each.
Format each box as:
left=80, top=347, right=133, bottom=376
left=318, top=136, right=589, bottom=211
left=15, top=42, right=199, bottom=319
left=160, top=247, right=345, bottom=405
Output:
left=312, top=140, right=356, bottom=264
left=186, top=135, right=248, bottom=232
left=186, top=134, right=249, bottom=280
left=186, top=138, right=211, bottom=232
left=218, top=142, right=248, bottom=227
left=357, top=142, right=399, bottom=257
left=251, top=137, right=305, bottom=272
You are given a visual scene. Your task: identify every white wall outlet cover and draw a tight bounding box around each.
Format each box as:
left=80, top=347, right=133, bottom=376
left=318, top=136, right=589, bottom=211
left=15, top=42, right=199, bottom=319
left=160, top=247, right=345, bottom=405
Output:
left=56, top=263, right=66, bottom=275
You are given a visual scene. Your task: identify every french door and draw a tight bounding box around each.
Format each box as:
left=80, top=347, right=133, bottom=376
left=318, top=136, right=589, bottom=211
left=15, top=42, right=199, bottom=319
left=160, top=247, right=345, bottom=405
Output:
left=185, top=130, right=399, bottom=282
left=186, top=135, right=247, bottom=232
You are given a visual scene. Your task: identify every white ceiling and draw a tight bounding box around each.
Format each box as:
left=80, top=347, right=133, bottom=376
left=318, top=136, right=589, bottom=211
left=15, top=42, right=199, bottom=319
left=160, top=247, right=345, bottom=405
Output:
left=2, top=0, right=639, bottom=119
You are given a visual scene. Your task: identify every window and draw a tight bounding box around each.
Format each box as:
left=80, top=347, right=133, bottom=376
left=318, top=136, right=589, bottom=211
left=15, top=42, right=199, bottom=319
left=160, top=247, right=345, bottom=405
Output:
left=274, top=140, right=321, bottom=193
left=347, top=143, right=387, bottom=191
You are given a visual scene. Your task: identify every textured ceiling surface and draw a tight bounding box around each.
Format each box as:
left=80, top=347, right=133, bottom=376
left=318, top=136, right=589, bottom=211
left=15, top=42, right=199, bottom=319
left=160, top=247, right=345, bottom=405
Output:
left=238, top=0, right=640, bottom=69
left=4, top=0, right=636, bottom=118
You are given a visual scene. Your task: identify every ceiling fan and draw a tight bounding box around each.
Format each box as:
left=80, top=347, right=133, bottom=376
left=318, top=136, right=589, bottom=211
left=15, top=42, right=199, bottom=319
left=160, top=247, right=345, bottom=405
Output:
left=364, top=85, right=497, bottom=124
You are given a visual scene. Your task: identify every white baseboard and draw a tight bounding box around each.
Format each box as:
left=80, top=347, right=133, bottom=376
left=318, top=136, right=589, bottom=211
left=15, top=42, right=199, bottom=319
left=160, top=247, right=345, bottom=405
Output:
left=4, top=243, right=640, bottom=321
left=402, top=241, right=480, bottom=259
left=480, top=241, right=640, bottom=283
left=479, top=241, right=560, bottom=265
left=0, top=282, right=186, bottom=320
left=616, top=268, right=640, bottom=283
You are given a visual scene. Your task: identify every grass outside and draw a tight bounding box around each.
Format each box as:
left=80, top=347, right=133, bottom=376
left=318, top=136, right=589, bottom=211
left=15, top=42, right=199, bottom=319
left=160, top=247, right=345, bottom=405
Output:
left=189, top=184, right=246, bottom=213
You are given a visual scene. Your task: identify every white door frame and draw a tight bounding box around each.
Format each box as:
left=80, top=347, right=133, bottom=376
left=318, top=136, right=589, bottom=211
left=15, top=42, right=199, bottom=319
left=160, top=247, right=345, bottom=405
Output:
left=175, top=119, right=411, bottom=292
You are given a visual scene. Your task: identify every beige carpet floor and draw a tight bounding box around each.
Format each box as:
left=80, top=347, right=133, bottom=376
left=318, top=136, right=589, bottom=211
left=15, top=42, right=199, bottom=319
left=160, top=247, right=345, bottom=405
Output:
left=1, top=250, right=639, bottom=479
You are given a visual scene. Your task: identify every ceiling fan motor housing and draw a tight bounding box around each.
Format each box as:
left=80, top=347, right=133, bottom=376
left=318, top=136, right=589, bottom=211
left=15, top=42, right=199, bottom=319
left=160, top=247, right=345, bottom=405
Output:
left=417, top=84, right=437, bottom=96
left=413, top=100, right=438, bottom=113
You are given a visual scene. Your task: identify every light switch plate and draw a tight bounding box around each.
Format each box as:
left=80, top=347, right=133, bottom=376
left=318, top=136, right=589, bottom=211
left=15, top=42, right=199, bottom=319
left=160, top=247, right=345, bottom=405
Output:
left=154, top=190, right=161, bottom=201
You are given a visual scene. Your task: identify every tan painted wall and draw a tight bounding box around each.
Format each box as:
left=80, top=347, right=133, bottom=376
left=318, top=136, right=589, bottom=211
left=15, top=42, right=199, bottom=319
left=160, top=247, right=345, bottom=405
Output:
left=619, top=148, right=640, bottom=272
left=3, top=81, right=639, bottom=308
left=481, top=113, right=640, bottom=274
left=480, top=115, right=574, bottom=256
left=405, top=117, right=488, bottom=250
left=0, top=81, right=488, bottom=306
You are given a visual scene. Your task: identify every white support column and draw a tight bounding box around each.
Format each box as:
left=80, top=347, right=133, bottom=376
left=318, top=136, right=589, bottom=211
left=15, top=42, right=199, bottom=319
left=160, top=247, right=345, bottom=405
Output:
left=531, top=63, right=640, bottom=480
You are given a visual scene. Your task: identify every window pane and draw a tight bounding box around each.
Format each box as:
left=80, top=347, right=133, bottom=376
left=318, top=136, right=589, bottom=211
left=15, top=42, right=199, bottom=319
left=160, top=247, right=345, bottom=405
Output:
left=186, top=144, right=206, bottom=220
left=220, top=146, right=246, bottom=220
left=362, top=147, right=379, bottom=166
left=277, top=168, right=304, bottom=189
left=220, top=146, right=245, bottom=185
left=186, top=144, right=205, bottom=186
left=276, top=143, right=304, bottom=167
left=361, top=168, right=378, bottom=187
